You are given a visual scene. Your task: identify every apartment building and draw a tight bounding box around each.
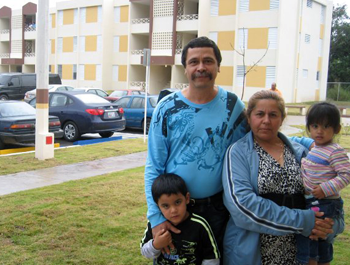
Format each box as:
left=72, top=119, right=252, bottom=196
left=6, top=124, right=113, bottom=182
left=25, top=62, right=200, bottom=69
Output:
left=0, top=0, right=333, bottom=102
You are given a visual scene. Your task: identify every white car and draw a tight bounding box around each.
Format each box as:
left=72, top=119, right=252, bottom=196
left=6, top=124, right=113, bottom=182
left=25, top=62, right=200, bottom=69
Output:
left=24, top=85, right=75, bottom=102
left=74, top=87, right=109, bottom=99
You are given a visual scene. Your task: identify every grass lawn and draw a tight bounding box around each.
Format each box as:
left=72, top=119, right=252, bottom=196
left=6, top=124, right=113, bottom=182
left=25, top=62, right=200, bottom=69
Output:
left=0, top=166, right=349, bottom=264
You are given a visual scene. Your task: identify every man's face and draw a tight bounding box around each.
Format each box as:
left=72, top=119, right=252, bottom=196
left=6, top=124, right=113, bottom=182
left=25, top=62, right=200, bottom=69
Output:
left=271, top=83, right=276, bottom=90
left=184, top=47, right=220, bottom=90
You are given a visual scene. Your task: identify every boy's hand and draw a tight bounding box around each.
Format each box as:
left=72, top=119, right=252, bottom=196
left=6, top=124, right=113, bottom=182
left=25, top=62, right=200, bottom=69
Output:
left=153, top=229, right=172, bottom=250
left=312, top=185, right=325, bottom=199
left=152, top=221, right=180, bottom=254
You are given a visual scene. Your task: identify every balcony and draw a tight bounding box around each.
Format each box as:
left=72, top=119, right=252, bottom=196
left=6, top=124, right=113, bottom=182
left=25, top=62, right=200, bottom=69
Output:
left=0, top=53, right=9, bottom=58
left=176, top=14, right=198, bottom=32
left=130, top=49, right=144, bottom=65
left=131, top=18, right=150, bottom=34
left=0, top=29, right=10, bottom=41
left=129, top=81, right=146, bottom=90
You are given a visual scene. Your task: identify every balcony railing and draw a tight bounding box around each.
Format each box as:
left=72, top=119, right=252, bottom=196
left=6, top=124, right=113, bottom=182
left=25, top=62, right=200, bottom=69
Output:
left=0, top=29, right=10, bottom=34
left=176, top=49, right=182, bottom=55
left=130, top=81, right=146, bottom=90
left=131, top=50, right=144, bottom=55
left=24, top=25, right=36, bottom=32
left=25, top=52, right=35, bottom=57
left=177, top=14, right=198, bottom=21
left=174, top=83, right=188, bottom=89
left=131, top=18, right=150, bottom=24
left=0, top=53, right=9, bottom=58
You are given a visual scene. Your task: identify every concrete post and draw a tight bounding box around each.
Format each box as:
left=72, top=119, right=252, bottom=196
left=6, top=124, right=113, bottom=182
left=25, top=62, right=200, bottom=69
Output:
left=35, top=0, right=54, bottom=160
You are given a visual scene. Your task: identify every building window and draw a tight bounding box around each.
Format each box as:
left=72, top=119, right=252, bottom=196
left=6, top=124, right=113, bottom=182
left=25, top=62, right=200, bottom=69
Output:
left=268, top=28, right=278, bottom=49
left=319, top=39, right=323, bottom=56
left=73, top=64, right=77, bottom=80
left=209, top=32, right=218, bottom=44
left=74, top=9, right=78, bottom=24
left=96, top=64, right=102, bottom=81
left=321, top=6, right=325, bottom=23
left=305, top=34, right=311, bottom=44
left=58, top=65, right=62, bottom=78
left=98, top=6, right=102, bottom=22
left=113, top=65, right=119, bottom=81
left=236, top=66, right=245, bottom=87
left=49, top=65, right=52, bottom=73
left=316, top=71, right=320, bottom=81
left=73, top=36, right=77, bottom=52
left=114, top=7, right=120, bottom=23
left=238, top=28, right=248, bottom=49
left=270, top=0, right=279, bottom=10
left=58, top=10, right=63, bottom=25
left=303, top=69, right=308, bottom=78
left=211, top=0, right=219, bottom=16
left=79, top=64, right=84, bottom=80
left=80, top=7, right=86, bottom=23
left=307, top=0, right=312, bottom=8
left=97, top=35, right=102, bottom=52
left=80, top=36, right=85, bottom=52
left=57, top=38, right=63, bottom=53
left=113, top=36, right=120, bottom=52
left=265, top=66, right=276, bottom=88
left=239, top=0, right=249, bottom=12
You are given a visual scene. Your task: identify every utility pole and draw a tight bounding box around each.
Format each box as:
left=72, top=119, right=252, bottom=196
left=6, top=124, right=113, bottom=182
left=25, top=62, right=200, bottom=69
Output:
left=35, top=0, right=54, bottom=160
left=142, top=48, right=151, bottom=143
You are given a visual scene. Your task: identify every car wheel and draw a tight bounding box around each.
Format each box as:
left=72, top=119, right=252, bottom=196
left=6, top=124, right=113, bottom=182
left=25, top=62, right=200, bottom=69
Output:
left=99, top=132, right=114, bottom=138
left=63, top=121, right=80, bottom=142
left=142, top=118, right=151, bottom=134
left=0, top=94, right=8, bottom=101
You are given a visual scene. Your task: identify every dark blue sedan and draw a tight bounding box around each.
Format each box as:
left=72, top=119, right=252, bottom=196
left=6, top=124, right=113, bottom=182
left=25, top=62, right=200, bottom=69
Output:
left=29, top=91, right=126, bottom=141
left=0, top=101, right=63, bottom=149
left=114, top=95, right=157, bottom=133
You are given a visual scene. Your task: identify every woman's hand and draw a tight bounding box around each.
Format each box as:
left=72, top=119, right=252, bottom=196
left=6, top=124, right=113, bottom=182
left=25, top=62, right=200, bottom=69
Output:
left=309, top=211, right=334, bottom=240
left=153, top=229, right=173, bottom=250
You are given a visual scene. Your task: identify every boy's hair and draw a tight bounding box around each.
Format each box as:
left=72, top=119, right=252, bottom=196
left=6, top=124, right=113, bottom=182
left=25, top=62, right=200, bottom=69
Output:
left=181, top=36, right=222, bottom=68
left=306, top=102, right=341, bottom=133
left=152, top=174, right=188, bottom=204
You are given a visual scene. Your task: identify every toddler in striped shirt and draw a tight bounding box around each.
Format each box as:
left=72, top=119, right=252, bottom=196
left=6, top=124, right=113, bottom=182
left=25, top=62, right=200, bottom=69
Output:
left=296, top=102, right=350, bottom=265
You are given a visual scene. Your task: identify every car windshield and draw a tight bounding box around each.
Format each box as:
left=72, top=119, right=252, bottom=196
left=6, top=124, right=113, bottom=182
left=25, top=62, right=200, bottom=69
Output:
left=75, top=93, right=111, bottom=103
left=0, top=102, right=35, bottom=117
left=110, top=90, right=127, bottom=97
left=149, top=97, right=157, bottom=107
left=0, top=75, right=10, bottom=85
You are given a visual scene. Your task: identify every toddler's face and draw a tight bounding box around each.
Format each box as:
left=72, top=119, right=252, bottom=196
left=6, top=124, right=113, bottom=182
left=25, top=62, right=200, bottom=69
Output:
left=309, top=123, right=336, bottom=146
left=157, top=192, right=190, bottom=226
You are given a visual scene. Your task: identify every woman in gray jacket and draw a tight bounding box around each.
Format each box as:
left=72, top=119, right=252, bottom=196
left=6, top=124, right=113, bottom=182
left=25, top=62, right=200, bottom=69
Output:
left=222, top=90, right=333, bottom=265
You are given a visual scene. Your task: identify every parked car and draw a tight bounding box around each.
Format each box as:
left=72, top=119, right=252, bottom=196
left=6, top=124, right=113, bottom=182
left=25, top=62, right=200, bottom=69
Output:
left=0, top=101, right=63, bottom=149
left=29, top=91, right=126, bottom=142
left=74, top=87, right=109, bottom=99
left=24, top=85, right=75, bottom=103
left=0, top=73, right=61, bottom=101
left=114, top=95, right=157, bottom=133
left=157, top=88, right=180, bottom=103
left=106, top=89, right=144, bottom=102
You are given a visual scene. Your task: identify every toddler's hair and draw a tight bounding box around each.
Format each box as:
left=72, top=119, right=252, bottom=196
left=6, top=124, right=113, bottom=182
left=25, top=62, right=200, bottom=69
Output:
left=306, top=102, right=341, bottom=133
left=151, top=173, right=188, bottom=204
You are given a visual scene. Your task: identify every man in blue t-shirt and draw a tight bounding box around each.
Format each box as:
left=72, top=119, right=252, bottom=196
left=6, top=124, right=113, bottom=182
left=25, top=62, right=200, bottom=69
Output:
left=144, top=37, right=247, bottom=256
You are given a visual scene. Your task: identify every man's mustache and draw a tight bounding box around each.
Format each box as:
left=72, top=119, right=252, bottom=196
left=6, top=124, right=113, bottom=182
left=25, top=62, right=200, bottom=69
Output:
left=191, top=72, right=212, bottom=80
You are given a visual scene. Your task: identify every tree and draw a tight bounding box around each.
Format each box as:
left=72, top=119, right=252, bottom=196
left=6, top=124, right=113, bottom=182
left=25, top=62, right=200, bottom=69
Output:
left=328, top=5, right=350, bottom=82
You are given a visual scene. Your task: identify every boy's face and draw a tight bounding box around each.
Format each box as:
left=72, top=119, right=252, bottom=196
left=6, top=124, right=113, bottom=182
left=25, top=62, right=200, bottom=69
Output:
left=157, top=192, right=190, bottom=226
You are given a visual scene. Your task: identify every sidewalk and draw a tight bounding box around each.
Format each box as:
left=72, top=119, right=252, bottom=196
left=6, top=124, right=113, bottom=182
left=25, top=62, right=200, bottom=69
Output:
left=0, top=115, right=348, bottom=196
left=0, top=151, right=147, bottom=196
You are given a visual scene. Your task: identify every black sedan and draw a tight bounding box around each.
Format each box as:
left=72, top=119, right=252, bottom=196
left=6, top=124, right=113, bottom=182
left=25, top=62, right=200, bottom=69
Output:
left=0, top=101, right=63, bottom=149
left=29, top=91, right=126, bottom=141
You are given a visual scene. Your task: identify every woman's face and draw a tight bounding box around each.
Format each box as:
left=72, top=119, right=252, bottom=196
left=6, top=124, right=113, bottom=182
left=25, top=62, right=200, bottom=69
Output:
left=248, top=99, right=283, bottom=143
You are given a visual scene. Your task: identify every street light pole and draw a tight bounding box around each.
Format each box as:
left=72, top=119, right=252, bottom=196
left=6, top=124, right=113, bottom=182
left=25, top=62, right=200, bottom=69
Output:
left=35, top=0, right=54, bottom=160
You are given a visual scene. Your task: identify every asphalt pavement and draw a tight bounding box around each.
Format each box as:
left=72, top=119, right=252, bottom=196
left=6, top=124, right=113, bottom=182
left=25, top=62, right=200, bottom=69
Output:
left=1, top=115, right=349, bottom=196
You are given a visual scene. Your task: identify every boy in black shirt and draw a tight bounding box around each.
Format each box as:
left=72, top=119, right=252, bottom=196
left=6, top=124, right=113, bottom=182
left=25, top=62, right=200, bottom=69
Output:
left=140, top=173, right=220, bottom=265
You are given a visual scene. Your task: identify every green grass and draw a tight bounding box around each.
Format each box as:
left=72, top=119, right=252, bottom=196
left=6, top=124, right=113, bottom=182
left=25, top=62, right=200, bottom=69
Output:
left=0, top=166, right=349, bottom=264
left=0, top=138, right=147, bottom=175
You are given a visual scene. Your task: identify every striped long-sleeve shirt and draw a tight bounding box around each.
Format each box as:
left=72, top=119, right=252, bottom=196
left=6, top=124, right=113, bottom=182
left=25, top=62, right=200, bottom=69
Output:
left=301, top=143, right=350, bottom=197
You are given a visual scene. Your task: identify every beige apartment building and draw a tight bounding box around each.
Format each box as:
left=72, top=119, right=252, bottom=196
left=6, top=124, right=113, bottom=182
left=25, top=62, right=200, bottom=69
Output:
left=0, top=0, right=332, bottom=102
